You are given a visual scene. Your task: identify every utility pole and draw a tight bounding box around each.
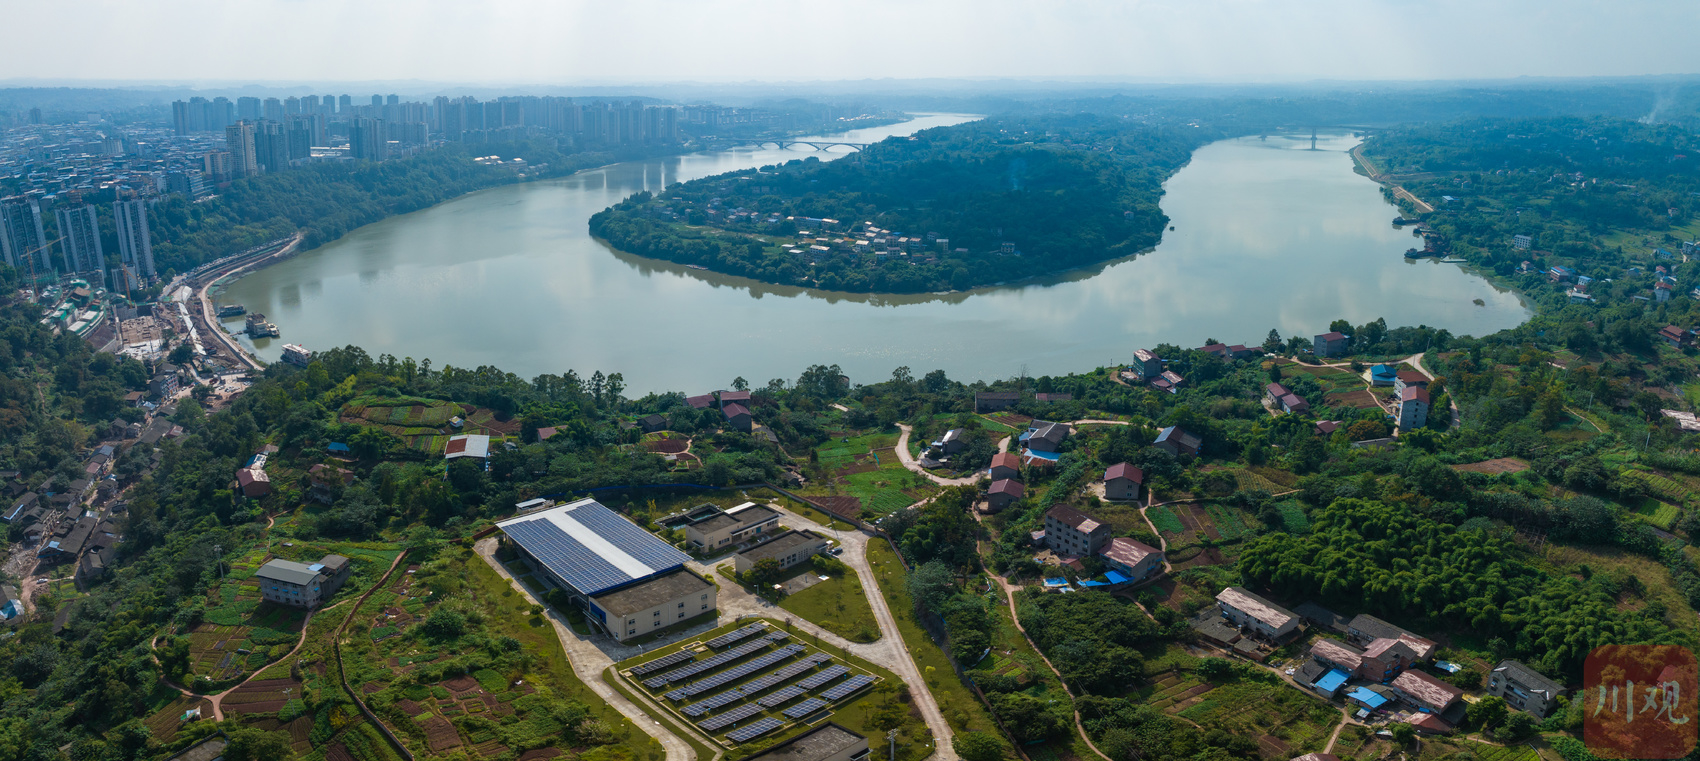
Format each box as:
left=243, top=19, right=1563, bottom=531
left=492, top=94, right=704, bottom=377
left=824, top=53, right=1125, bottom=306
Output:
left=887, top=729, right=898, bottom=761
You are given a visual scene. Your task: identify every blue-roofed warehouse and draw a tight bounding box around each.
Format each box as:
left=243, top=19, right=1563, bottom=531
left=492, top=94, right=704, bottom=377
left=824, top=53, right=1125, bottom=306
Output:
left=498, top=498, right=716, bottom=641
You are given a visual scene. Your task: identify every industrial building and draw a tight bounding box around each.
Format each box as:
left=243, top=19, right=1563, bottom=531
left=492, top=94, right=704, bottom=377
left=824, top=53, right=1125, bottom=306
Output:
left=497, top=498, right=714, bottom=640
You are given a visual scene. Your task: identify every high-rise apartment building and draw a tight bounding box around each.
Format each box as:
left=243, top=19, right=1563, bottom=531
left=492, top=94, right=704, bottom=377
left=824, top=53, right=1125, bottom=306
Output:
left=386, top=94, right=399, bottom=106
left=209, top=97, right=234, bottom=130
left=337, top=94, right=352, bottom=112
left=255, top=120, right=290, bottom=173
left=263, top=97, right=283, bottom=122
left=54, top=203, right=104, bottom=278
left=286, top=119, right=313, bottom=161
left=237, top=96, right=262, bottom=121
left=226, top=121, right=259, bottom=178
left=370, top=94, right=383, bottom=108
left=0, top=195, right=49, bottom=270
left=283, top=96, right=300, bottom=116
left=348, top=118, right=386, bottom=161
left=28, top=108, right=42, bottom=124
left=301, top=94, right=319, bottom=113
left=167, top=170, right=208, bottom=198
left=203, top=151, right=233, bottom=183
left=113, top=198, right=155, bottom=281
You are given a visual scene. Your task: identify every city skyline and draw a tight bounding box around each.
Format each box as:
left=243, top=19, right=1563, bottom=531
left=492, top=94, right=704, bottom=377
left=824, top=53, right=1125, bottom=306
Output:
left=1, top=0, right=1697, bottom=85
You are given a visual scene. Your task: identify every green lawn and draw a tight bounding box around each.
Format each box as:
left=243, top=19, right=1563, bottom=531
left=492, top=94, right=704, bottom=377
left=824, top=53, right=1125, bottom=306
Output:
left=778, top=567, right=881, bottom=643
left=865, top=540, right=1003, bottom=736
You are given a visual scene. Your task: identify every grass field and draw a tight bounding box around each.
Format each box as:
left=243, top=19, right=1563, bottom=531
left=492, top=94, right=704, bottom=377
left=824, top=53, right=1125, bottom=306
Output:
left=1543, top=543, right=1700, bottom=635
left=777, top=565, right=882, bottom=643
left=1277, top=502, right=1311, bottom=534
left=1148, top=505, right=1185, bottom=535
left=1628, top=496, right=1682, bottom=529
left=865, top=540, right=1003, bottom=736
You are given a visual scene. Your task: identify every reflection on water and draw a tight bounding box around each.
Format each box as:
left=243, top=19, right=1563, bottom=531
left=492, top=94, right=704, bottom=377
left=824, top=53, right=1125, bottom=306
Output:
left=219, top=122, right=1528, bottom=394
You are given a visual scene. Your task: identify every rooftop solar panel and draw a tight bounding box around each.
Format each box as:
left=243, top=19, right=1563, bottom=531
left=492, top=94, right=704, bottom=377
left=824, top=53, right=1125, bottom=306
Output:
left=819, top=674, right=875, bottom=701
left=498, top=499, right=689, bottom=596
left=782, top=698, right=828, bottom=719
left=726, top=718, right=784, bottom=743
left=697, top=703, right=763, bottom=732
left=630, top=650, right=695, bottom=676
left=706, top=624, right=765, bottom=649
left=757, top=686, right=805, bottom=707
left=796, top=665, right=849, bottom=690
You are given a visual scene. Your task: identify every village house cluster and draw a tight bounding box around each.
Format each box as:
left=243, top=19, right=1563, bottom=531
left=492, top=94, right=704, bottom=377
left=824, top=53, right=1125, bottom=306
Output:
left=1196, top=588, right=1566, bottom=735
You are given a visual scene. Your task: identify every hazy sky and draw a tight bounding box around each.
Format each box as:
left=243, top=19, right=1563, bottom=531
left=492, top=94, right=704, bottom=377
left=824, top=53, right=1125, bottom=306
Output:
left=4, top=0, right=1698, bottom=86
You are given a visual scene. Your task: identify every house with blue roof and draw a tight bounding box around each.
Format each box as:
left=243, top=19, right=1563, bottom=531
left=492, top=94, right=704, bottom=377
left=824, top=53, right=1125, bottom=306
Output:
left=1368, top=364, right=1399, bottom=387
left=1346, top=685, right=1393, bottom=711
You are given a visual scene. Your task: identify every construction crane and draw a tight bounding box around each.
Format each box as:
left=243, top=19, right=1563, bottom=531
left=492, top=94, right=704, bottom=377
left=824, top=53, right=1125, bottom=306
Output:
left=11, top=236, right=61, bottom=302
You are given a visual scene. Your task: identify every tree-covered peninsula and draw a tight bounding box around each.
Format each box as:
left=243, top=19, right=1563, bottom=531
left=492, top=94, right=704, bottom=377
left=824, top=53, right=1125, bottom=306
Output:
left=589, top=114, right=1206, bottom=292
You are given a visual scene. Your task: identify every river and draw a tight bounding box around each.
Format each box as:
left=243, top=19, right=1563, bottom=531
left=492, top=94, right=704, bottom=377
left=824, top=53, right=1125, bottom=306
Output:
left=218, top=118, right=1529, bottom=394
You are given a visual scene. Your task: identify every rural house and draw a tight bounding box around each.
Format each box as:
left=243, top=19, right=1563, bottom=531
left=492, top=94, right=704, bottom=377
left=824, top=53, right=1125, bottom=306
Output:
left=988, top=452, right=1021, bottom=482
left=1025, top=421, right=1071, bottom=452
left=1043, top=505, right=1110, bottom=556
left=1130, top=349, right=1163, bottom=380
left=1487, top=660, right=1566, bottom=718
left=987, top=479, right=1024, bottom=511
left=1103, top=462, right=1143, bottom=501
left=1100, top=536, right=1162, bottom=581
left=975, top=392, right=1020, bottom=412
left=1390, top=669, right=1464, bottom=714
left=1398, top=387, right=1430, bottom=430
left=722, top=403, right=753, bottom=433
left=732, top=529, right=829, bottom=574
left=256, top=555, right=352, bottom=608
left=1313, top=332, right=1349, bottom=357
left=1153, top=426, right=1202, bottom=458
left=1215, top=587, right=1300, bottom=641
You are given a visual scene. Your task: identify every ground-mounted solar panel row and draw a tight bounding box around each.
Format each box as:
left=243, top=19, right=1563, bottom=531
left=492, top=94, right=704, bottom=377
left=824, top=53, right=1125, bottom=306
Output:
left=757, top=685, right=805, bottom=707
left=772, top=653, right=833, bottom=681
left=706, top=624, right=767, bottom=649
left=782, top=698, right=828, bottom=719
left=647, top=640, right=771, bottom=688
left=764, top=631, right=790, bottom=642
left=681, top=688, right=746, bottom=717
left=697, top=703, right=763, bottom=731
left=671, top=645, right=808, bottom=699
left=726, top=718, right=785, bottom=743
left=629, top=650, right=695, bottom=676
left=795, top=664, right=850, bottom=689
left=735, top=673, right=785, bottom=697
left=819, top=674, right=876, bottom=701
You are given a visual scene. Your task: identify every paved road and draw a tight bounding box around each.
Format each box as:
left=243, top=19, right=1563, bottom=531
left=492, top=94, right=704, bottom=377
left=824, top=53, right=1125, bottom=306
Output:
left=475, top=538, right=700, bottom=761
left=1406, top=352, right=1460, bottom=428
left=193, top=233, right=303, bottom=371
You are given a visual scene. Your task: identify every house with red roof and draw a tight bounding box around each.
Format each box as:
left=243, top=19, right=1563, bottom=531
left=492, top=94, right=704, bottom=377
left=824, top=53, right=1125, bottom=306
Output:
left=1103, top=462, right=1144, bottom=501
left=986, top=479, right=1024, bottom=511
left=988, top=452, right=1021, bottom=482
left=1398, top=386, right=1430, bottom=430
left=722, top=403, right=753, bottom=433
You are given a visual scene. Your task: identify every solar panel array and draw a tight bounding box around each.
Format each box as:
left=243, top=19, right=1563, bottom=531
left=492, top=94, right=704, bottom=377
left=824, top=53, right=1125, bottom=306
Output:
left=764, top=631, right=790, bottom=642
left=697, top=703, right=762, bottom=731
left=726, top=718, right=784, bottom=743
left=630, top=650, right=695, bottom=676
left=796, top=664, right=850, bottom=690
left=706, top=625, right=766, bottom=649
left=645, top=640, right=769, bottom=688
left=757, top=686, right=805, bottom=707
left=669, top=645, right=807, bottom=699
left=820, top=674, right=875, bottom=701
left=681, top=689, right=745, bottom=717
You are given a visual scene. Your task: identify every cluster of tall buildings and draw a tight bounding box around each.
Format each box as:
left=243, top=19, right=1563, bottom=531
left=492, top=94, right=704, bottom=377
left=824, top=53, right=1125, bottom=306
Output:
left=172, top=93, right=684, bottom=153
left=0, top=192, right=154, bottom=289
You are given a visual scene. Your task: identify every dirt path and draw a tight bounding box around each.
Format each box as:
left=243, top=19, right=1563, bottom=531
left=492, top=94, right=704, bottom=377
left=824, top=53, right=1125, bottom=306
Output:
left=206, top=607, right=316, bottom=720
left=1323, top=706, right=1351, bottom=753
left=1407, top=352, right=1461, bottom=428
left=894, top=424, right=980, bottom=487
left=474, top=538, right=698, bottom=761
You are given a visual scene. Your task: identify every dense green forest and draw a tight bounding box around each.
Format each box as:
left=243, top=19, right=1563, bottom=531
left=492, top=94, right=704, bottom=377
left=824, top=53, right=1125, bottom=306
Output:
left=590, top=114, right=1205, bottom=293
